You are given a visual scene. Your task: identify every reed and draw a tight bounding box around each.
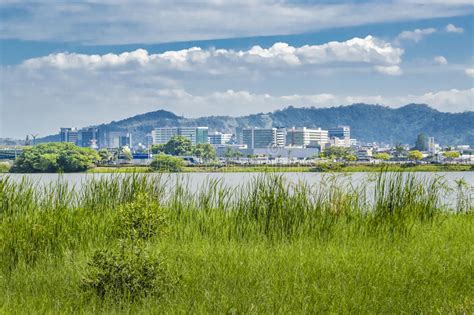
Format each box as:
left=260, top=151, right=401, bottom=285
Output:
left=0, top=171, right=472, bottom=313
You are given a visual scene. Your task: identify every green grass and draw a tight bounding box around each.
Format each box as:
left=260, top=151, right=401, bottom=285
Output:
left=0, top=172, right=473, bottom=313
left=85, top=163, right=473, bottom=173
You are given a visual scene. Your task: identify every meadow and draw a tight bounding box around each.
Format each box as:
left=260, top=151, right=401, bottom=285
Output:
left=0, top=172, right=473, bottom=313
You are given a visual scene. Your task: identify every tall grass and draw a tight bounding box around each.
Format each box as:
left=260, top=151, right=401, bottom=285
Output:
left=0, top=171, right=473, bottom=313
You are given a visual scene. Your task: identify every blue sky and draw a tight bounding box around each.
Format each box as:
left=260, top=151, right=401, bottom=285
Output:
left=0, top=0, right=473, bottom=138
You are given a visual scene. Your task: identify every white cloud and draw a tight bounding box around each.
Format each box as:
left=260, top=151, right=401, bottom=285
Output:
left=374, top=65, right=402, bottom=76
left=433, top=56, right=448, bottom=65
left=445, top=23, right=464, bottom=33
left=466, top=68, right=474, bottom=77
left=396, top=28, right=437, bottom=43
left=22, top=36, right=403, bottom=74
left=1, top=1, right=473, bottom=44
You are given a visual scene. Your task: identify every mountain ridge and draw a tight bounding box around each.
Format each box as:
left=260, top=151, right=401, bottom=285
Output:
left=38, top=104, right=474, bottom=146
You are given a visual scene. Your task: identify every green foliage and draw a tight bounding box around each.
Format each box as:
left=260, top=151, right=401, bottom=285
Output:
left=408, top=150, right=424, bottom=161
left=443, top=151, right=460, bottom=160
left=0, top=162, right=11, bottom=173
left=414, top=133, right=428, bottom=151
left=163, top=136, right=192, bottom=156
left=150, top=154, right=185, bottom=172
left=224, top=147, right=243, bottom=158
left=11, top=142, right=99, bottom=173
left=98, top=149, right=113, bottom=165
left=192, top=143, right=216, bottom=161
left=321, top=146, right=354, bottom=161
left=121, top=148, right=133, bottom=162
left=114, top=193, right=168, bottom=240
left=81, top=241, right=175, bottom=301
left=151, top=144, right=165, bottom=154
left=374, top=152, right=390, bottom=161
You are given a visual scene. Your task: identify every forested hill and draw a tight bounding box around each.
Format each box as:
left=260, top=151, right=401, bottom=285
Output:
left=40, top=104, right=474, bottom=146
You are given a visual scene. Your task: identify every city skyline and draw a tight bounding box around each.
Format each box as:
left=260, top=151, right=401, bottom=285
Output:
left=1, top=1, right=473, bottom=138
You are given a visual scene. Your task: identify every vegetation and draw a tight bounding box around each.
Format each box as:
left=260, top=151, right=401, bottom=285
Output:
left=0, top=172, right=473, bottom=313
left=443, top=151, right=461, bottom=161
left=150, top=154, right=185, bottom=172
left=320, top=146, right=354, bottom=161
left=373, top=152, right=390, bottom=161
left=10, top=143, right=99, bottom=173
left=82, top=104, right=474, bottom=147
left=408, top=150, right=424, bottom=162
left=152, top=137, right=216, bottom=161
left=0, top=162, right=10, bottom=173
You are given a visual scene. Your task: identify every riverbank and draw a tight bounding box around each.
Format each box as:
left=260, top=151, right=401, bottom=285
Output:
left=85, top=163, right=474, bottom=173
left=1, top=173, right=472, bottom=313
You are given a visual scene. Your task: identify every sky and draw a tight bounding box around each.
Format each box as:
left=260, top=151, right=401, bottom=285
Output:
left=0, top=0, right=473, bottom=139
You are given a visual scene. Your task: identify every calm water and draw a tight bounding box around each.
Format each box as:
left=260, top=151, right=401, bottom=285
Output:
left=1, top=171, right=473, bottom=189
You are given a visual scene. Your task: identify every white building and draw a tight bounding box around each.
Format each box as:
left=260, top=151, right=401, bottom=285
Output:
left=286, top=127, right=328, bottom=147
left=209, top=132, right=233, bottom=145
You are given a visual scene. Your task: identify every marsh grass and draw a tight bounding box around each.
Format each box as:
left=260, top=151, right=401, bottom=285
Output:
left=0, top=171, right=473, bottom=313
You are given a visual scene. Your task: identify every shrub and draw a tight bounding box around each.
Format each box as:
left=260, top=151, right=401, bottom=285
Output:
left=150, top=154, right=185, bottom=172
left=81, top=241, right=177, bottom=301
left=114, top=193, right=168, bottom=240
left=11, top=143, right=99, bottom=173
left=0, top=162, right=11, bottom=173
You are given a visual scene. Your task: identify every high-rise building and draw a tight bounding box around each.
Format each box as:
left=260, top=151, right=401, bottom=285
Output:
left=209, top=132, right=233, bottom=145
left=286, top=127, right=328, bottom=147
left=275, top=128, right=287, bottom=147
left=152, top=127, right=209, bottom=145
left=242, top=128, right=277, bottom=149
left=78, top=128, right=99, bottom=148
left=59, top=128, right=79, bottom=144
left=328, top=126, right=350, bottom=147
left=107, top=131, right=132, bottom=148
left=152, top=127, right=179, bottom=144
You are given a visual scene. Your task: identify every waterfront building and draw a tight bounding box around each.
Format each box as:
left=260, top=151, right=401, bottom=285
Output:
left=286, top=127, right=328, bottom=147
left=242, top=128, right=277, bottom=149
left=152, top=127, right=209, bottom=145
left=59, top=128, right=79, bottom=144
left=328, top=126, right=351, bottom=147
left=78, top=128, right=99, bottom=148
left=209, top=132, right=233, bottom=145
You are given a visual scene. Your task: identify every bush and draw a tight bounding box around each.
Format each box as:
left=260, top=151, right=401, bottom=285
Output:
left=81, top=241, right=177, bottom=301
left=310, top=162, right=343, bottom=172
left=114, top=193, right=168, bottom=240
left=0, top=162, right=11, bottom=173
left=11, top=143, right=99, bottom=173
left=150, top=154, right=185, bottom=172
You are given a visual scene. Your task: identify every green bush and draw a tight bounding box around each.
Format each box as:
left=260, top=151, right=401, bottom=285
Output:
left=114, top=193, right=168, bottom=240
left=150, top=154, right=185, bottom=172
left=11, top=143, right=99, bottom=173
left=0, top=162, right=11, bottom=173
left=81, top=241, right=176, bottom=301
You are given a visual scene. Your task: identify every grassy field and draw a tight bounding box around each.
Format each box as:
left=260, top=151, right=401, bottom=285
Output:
left=87, top=163, right=474, bottom=173
left=0, top=172, right=473, bottom=313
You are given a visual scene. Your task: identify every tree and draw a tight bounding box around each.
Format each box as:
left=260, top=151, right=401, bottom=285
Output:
left=408, top=150, right=424, bottom=162
left=321, top=147, right=354, bottom=161
left=224, top=147, right=242, bottom=158
left=11, top=142, right=99, bottom=173
left=345, top=154, right=357, bottom=162
left=98, top=149, right=113, bottom=165
left=193, top=143, right=216, bottom=161
left=394, top=143, right=405, bottom=157
left=120, top=147, right=133, bottom=162
left=150, top=154, right=185, bottom=172
left=374, top=152, right=390, bottom=161
left=163, top=136, right=192, bottom=156
left=151, top=144, right=165, bottom=154
left=442, top=151, right=460, bottom=161
left=414, top=133, right=428, bottom=151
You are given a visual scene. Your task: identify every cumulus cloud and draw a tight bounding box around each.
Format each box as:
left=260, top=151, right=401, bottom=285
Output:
left=445, top=23, right=464, bottom=33
left=22, top=36, right=403, bottom=74
left=396, top=28, right=437, bottom=43
left=433, top=56, right=448, bottom=65
left=466, top=68, right=474, bottom=77
left=1, top=1, right=473, bottom=44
